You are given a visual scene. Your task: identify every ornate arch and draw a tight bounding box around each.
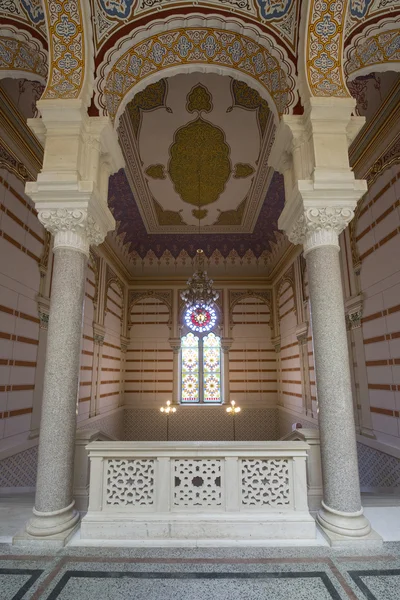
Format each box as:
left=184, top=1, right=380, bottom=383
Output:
left=228, top=289, right=273, bottom=328
left=128, top=290, right=173, bottom=329
left=104, top=265, right=125, bottom=321
left=345, top=17, right=400, bottom=79
left=277, top=266, right=296, bottom=321
left=95, top=14, right=297, bottom=125
left=298, top=0, right=351, bottom=100
left=0, top=26, right=47, bottom=84
left=41, top=0, right=94, bottom=107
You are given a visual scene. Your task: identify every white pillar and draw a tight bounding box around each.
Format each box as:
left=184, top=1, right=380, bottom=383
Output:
left=269, top=98, right=375, bottom=542
left=17, top=99, right=124, bottom=546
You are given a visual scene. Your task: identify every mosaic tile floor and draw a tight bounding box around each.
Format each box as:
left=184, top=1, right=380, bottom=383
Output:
left=1, top=544, right=400, bottom=599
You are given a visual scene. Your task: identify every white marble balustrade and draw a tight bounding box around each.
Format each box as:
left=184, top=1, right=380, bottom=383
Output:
left=81, top=441, right=316, bottom=542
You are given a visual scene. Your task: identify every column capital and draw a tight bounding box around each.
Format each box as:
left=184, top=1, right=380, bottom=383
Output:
left=25, top=101, right=125, bottom=256
left=272, top=335, right=281, bottom=354
left=296, top=322, right=309, bottom=345
left=120, top=335, right=130, bottom=353
left=269, top=98, right=367, bottom=255
left=168, top=338, right=181, bottom=354
left=221, top=337, right=234, bottom=354
left=345, top=294, right=363, bottom=330
left=36, top=294, right=50, bottom=330
left=93, top=322, right=106, bottom=346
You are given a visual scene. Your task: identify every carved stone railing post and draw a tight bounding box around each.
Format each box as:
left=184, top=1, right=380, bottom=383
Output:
left=15, top=100, right=124, bottom=546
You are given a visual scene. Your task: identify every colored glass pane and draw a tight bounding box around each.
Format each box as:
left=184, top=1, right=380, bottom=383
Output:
left=184, top=303, right=217, bottom=332
left=181, top=333, right=199, bottom=403
left=203, top=332, right=221, bottom=403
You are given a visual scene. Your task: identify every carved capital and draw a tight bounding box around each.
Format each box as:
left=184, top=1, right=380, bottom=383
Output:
left=288, top=206, right=355, bottom=255
left=38, top=311, right=49, bottom=330
left=93, top=333, right=105, bottom=345
left=36, top=294, right=50, bottom=330
left=121, top=335, right=129, bottom=353
left=296, top=322, right=309, bottom=346
left=345, top=294, right=363, bottom=331
left=346, top=310, right=362, bottom=330
left=272, top=335, right=281, bottom=354
left=168, top=338, right=181, bottom=354
left=221, top=337, right=234, bottom=354
left=38, top=208, right=106, bottom=256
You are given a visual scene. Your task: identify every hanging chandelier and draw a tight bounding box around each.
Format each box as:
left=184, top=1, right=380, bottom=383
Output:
left=180, top=249, right=219, bottom=308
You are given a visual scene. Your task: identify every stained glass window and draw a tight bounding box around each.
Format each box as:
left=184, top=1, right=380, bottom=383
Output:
left=180, top=324, right=221, bottom=404
left=203, top=332, right=221, bottom=403
left=184, top=303, right=217, bottom=333
left=181, top=333, right=199, bottom=403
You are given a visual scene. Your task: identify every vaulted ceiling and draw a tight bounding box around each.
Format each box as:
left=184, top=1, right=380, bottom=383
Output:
left=107, top=72, right=288, bottom=277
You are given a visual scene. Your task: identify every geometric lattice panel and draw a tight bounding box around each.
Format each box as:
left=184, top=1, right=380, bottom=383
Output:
left=0, top=446, right=38, bottom=488
left=106, top=459, right=155, bottom=506
left=123, top=408, right=280, bottom=441
left=173, top=459, right=222, bottom=508
left=357, top=442, right=400, bottom=489
left=241, top=459, right=291, bottom=507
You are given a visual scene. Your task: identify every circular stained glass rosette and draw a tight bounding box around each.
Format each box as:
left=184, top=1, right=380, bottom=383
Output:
left=184, top=303, right=217, bottom=332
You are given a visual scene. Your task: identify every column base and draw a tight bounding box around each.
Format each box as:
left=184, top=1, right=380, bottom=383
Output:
left=13, top=521, right=79, bottom=548
left=317, top=501, right=379, bottom=540
left=14, top=500, right=80, bottom=547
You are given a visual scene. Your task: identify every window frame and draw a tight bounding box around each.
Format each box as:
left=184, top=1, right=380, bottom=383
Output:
left=180, top=305, right=223, bottom=405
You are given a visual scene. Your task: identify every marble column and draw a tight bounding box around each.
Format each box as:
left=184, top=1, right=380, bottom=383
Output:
left=26, top=242, right=87, bottom=538
left=19, top=100, right=124, bottom=544
left=305, top=239, right=370, bottom=537
left=269, top=97, right=374, bottom=541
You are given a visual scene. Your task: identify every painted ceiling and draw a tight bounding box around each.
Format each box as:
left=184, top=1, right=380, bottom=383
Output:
left=107, top=71, right=287, bottom=276
left=118, top=73, right=275, bottom=234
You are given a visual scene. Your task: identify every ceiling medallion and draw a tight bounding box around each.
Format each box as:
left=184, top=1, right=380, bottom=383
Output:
left=180, top=249, right=219, bottom=310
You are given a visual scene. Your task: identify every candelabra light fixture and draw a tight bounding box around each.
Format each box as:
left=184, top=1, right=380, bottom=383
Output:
left=180, top=250, right=219, bottom=309
left=160, top=400, right=176, bottom=441
left=226, top=399, right=241, bottom=441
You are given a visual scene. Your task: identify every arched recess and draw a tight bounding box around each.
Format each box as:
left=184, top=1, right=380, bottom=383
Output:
left=277, top=275, right=296, bottom=326
left=104, top=274, right=125, bottom=330
left=297, top=0, right=352, bottom=101
left=228, top=290, right=276, bottom=406
left=128, top=291, right=173, bottom=333
left=0, top=26, right=47, bottom=84
left=95, top=14, right=297, bottom=125
left=345, top=18, right=400, bottom=80
left=40, top=0, right=95, bottom=107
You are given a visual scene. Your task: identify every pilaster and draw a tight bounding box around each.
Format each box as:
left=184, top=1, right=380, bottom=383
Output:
left=168, top=338, right=181, bottom=405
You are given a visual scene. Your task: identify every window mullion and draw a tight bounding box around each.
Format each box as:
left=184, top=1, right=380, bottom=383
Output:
left=199, top=337, right=204, bottom=404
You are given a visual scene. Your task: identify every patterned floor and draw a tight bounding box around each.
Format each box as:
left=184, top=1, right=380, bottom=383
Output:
left=1, top=544, right=400, bottom=599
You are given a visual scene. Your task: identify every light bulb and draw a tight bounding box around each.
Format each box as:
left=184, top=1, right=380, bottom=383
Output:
left=172, top=407, right=176, bottom=413
left=231, top=400, right=235, bottom=406
left=236, top=407, right=241, bottom=413
left=226, top=407, right=232, bottom=413
left=160, top=407, right=164, bottom=412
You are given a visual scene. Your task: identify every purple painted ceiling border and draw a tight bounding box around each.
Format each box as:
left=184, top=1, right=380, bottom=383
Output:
left=108, top=169, right=284, bottom=260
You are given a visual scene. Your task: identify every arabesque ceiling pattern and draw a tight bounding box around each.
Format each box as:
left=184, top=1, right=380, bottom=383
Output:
left=118, top=73, right=275, bottom=234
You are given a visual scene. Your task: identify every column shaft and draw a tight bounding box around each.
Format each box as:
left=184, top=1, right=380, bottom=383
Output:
left=307, top=246, right=370, bottom=536
left=27, top=248, right=86, bottom=536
